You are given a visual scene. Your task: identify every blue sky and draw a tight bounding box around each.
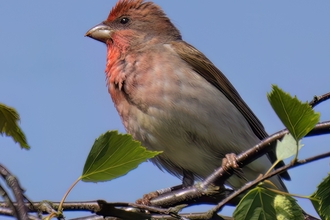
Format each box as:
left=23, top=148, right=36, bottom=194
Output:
left=1, top=1, right=329, bottom=218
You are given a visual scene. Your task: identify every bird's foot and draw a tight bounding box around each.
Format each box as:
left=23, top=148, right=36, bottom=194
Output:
left=222, top=153, right=240, bottom=173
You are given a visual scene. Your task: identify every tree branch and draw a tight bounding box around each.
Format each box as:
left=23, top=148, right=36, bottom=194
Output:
left=0, top=201, right=232, bottom=220
left=210, top=151, right=330, bottom=213
left=309, top=92, right=330, bottom=108
left=0, top=164, right=29, bottom=220
left=149, top=121, right=330, bottom=208
left=0, top=184, right=17, bottom=218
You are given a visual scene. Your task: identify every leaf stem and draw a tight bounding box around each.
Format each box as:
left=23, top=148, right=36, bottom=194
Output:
left=267, top=187, right=312, bottom=200
left=264, top=160, right=279, bottom=177
left=293, top=140, right=299, bottom=162
left=57, top=176, right=82, bottom=213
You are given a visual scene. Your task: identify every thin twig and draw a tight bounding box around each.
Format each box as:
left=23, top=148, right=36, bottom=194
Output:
left=0, top=164, right=29, bottom=220
left=148, top=121, right=330, bottom=208
left=210, top=151, right=330, bottom=214
left=201, top=121, right=330, bottom=188
left=309, top=92, right=330, bottom=108
left=0, top=185, right=18, bottom=218
left=0, top=201, right=232, bottom=220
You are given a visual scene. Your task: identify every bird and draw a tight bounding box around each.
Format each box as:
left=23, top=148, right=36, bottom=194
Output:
left=85, top=0, right=290, bottom=192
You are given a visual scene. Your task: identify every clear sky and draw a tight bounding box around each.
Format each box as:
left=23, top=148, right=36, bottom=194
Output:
left=1, top=1, right=329, bottom=219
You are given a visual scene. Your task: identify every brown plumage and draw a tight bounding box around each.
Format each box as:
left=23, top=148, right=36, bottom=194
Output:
left=86, top=0, right=290, bottom=191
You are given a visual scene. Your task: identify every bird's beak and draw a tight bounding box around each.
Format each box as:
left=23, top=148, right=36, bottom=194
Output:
left=85, top=23, right=113, bottom=43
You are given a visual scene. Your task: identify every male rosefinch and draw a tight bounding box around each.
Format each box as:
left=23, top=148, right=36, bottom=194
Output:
left=85, top=0, right=290, bottom=191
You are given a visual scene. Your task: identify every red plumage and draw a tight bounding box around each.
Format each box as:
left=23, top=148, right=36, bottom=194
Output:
left=107, top=0, right=143, bottom=22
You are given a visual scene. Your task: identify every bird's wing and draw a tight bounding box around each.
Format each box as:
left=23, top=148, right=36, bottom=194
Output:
left=170, top=41, right=290, bottom=180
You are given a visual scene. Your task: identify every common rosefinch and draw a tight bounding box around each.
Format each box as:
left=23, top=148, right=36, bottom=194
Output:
left=85, top=0, right=290, bottom=191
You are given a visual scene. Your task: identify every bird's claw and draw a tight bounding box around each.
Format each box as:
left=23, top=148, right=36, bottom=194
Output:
left=222, top=153, right=240, bottom=173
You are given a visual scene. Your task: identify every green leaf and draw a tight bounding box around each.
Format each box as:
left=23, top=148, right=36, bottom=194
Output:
left=274, top=194, right=304, bottom=220
left=233, top=187, right=277, bottom=220
left=276, top=134, right=304, bottom=161
left=82, top=130, right=161, bottom=182
left=0, top=103, right=30, bottom=149
left=234, top=187, right=304, bottom=220
left=267, top=85, right=320, bottom=141
left=311, top=173, right=330, bottom=220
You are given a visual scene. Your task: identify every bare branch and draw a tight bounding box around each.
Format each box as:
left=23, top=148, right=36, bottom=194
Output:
left=0, top=184, right=17, bottom=218
left=202, top=121, right=330, bottom=188
left=148, top=121, right=330, bottom=208
left=309, top=92, right=330, bottom=108
left=210, top=151, right=330, bottom=213
left=0, top=164, right=29, bottom=220
left=0, top=201, right=232, bottom=220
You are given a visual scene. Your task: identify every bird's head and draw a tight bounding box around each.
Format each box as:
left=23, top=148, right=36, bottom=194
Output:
left=85, top=0, right=181, bottom=48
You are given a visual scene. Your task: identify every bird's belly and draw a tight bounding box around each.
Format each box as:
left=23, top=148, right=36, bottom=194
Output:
left=108, top=48, right=267, bottom=184
left=120, top=73, right=260, bottom=180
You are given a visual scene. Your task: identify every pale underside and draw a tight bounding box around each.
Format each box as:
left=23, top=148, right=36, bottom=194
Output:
left=107, top=43, right=284, bottom=190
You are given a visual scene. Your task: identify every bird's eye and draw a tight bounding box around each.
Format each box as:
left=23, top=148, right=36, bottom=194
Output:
left=120, top=17, right=129, bottom=24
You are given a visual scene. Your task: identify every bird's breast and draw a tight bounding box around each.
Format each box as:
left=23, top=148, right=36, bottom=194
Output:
left=106, top=44, right=260, bottom=179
